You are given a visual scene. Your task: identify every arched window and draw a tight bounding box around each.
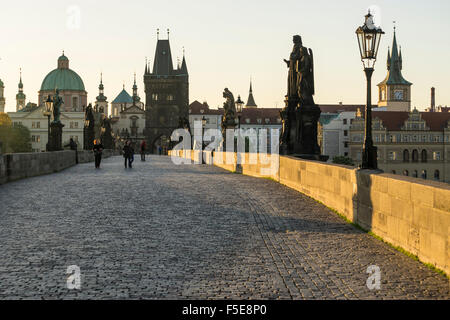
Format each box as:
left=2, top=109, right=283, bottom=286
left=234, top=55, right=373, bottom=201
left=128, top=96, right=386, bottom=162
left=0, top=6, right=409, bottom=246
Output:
left=413, top=170, right=418, bottom=178
left=434, top=170, right=440, bottom=181
left=412, top=150, right=419, bottom=163
left=403, top=150, right=410, bottom=162
left=421, top=150, right=428, bottom=163
left=403, top=170, right=409, bottom=176
left=421, top=170, right=427, bottom=180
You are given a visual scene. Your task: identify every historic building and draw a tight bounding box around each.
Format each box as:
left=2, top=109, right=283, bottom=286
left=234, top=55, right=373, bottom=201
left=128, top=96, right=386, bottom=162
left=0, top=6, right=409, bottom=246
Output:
left=16, top=70, right=26, bottom=111
left=349, top=109, right=450, bottom=183
left=377, top=29, right=412, bottom=111
left=0, top=77, right=5, bottom=113
left=8, top=106, right=84, bottom=152
left=144, top=33, right=189, bottom=154
left=111, top=75, right=146, bottom=150
left=38, top=52, right=87, bottom=111
left=189, top=99, right=282, bottom=153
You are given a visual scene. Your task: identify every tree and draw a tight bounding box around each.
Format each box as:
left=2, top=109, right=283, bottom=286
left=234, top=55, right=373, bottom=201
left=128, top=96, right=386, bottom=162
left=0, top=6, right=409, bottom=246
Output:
left=0, top=115, right=32, bottom=153
left=332, top=156, right=355, bottom=166
left=0, top=113, right=12, bottom=127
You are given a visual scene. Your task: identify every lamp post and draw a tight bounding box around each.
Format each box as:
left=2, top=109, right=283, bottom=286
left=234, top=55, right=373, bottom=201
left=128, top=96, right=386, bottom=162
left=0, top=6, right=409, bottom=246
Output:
left=356, top=11, right=384, bottom=170
left=44, top=95, right=53, bottom=151
left=235, top=95, right=244, bottom=171
left=201, top=116, right=207, bottom=151
left=236, top=95, right=244, bottom=130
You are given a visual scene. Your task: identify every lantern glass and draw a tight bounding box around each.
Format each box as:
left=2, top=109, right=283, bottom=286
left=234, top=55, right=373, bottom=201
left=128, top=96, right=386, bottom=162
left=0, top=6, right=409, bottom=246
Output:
left=44, top=95, right=53, bottom=115
left=356, top=12, right=384, bottom=69
left=236, top=96, right=244, bottom=114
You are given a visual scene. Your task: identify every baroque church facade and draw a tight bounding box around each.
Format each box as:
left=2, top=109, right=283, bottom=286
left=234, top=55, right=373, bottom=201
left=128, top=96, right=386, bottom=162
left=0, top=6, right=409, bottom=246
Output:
left=144, top=32, right=189, bottom=154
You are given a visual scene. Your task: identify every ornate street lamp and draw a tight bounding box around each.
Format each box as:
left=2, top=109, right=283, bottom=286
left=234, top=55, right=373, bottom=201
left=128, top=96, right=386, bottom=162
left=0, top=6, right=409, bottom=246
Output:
left=236, top=95, right=244, bottom=129
left=356, top=11, right=384, bottom=169
left=201, top=116, right=207, bottom=150
left=44, top=95, right=53, bottom=151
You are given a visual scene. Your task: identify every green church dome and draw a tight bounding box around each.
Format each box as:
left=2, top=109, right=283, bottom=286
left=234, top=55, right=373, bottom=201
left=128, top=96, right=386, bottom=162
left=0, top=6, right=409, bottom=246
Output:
left=40, top=68, right=85, bottom=92
left=40, top=53, right=86, bottom=92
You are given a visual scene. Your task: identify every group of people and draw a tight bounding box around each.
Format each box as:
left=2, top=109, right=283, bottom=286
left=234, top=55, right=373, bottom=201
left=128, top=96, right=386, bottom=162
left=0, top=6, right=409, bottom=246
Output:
left=91, top=139, right=147, bottom=169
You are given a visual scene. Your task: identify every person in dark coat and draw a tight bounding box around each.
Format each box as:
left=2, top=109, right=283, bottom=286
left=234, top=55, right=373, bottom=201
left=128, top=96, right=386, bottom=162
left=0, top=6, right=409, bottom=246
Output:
left=93, top=139, right=104, bottom=169
left=65, top=138, right=78, bottom=164
left=123, top=140, right=135, bottom=168
left=140, top=140, right=147, bottom=162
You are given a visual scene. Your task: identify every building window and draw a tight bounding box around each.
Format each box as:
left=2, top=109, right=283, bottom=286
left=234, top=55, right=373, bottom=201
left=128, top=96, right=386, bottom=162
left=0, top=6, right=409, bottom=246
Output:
left=344, top=142, right=349, bottom=148
left=343, top=119, right=347, bottom=125
left=433, top=152, right=441, bottom=161
left=70, top=122, right=74, bottom=129
left=412, top=149, right=419, bottom=163
left=392, top=170, right=396, bottom=175
left=421, top=150, right=427, bottom=163
left=421, top=170, right=427, bottom=180
left=32, top=122, right=36, bottom=128
left=246, top=118, right=250, bottom=124
left=31, top=135, right=36, bottom=142
left=403, top=170, right=409, bottom=176
left=36, top=122, right=40, bottom=128
left=36, top=136, right=40, bottom=143
left=434, top=170, right=440, bottom=181
left=413, top=170, right=418, bottom=178
left=152, top=94, right=158, bottom=101
left=344, top=152, right=348, bottom=157
left=73, top=97, right=78, bottom=110
left=388, top=151, right=397, bottom=161
left=403, top=149, right=410, bottom=162
left=344, top=130, right=348, bottom=137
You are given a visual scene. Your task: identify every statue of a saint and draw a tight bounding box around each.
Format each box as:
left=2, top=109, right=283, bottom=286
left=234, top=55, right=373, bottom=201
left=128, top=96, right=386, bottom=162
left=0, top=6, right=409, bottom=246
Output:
left=222, top=88, right=236, bottom=121
left=284, top=35, right=315, bottom=106
left=52, top=89, right=64, bottom=124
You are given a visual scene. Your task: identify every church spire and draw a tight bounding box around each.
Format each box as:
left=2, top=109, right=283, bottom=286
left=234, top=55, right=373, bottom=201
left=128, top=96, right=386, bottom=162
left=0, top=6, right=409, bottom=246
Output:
left=96, top=72, right=107, bottom=103
left=16, top=68, right=26, bottom=111
left=386, top=47, right=391, bottom=70
left=245, top=78, right=257, bottom=108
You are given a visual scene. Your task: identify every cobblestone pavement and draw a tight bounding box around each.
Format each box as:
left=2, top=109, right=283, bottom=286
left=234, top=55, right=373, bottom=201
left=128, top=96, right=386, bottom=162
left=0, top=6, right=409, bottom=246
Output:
left=0, top=156, right=448, bottom=300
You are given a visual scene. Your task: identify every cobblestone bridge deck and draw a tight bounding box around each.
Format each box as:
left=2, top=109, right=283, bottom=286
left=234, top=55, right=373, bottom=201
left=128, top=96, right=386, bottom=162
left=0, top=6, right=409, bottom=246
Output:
left=0, top=156, right=448, bottom=299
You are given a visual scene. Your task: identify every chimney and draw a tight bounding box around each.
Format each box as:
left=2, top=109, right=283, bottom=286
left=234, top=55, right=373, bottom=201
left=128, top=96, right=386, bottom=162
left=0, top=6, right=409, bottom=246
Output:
left=431, top=87, right=436, bottom=112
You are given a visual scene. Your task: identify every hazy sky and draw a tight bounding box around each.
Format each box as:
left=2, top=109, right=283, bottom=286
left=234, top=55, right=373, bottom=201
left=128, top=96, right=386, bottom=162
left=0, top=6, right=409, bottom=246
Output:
left=1, top=0, right=449, bottom=112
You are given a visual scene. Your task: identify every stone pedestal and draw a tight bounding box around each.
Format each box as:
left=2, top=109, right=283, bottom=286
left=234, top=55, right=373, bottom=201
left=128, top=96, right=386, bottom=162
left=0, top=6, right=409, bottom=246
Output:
left=49, top=122, right=64, bottom=152
left=280, top=97, right=329, bottom=162
left=84, top=126, right=95, bottom=150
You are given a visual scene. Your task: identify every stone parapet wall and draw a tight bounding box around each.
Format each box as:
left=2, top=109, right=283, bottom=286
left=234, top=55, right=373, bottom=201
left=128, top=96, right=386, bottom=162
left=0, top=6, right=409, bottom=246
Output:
left=0, top=150, right=118, bottom=185
left=169, top=149, right=450, bottom=275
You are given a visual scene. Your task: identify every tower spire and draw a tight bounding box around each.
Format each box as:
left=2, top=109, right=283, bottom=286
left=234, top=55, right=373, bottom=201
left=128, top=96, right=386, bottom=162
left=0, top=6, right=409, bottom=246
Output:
left=245, top=78, right=257, bottom=108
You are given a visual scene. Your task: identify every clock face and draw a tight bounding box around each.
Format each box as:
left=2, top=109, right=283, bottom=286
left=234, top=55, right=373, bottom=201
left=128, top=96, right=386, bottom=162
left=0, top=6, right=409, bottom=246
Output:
left=394, top=90, right=404, bottom=101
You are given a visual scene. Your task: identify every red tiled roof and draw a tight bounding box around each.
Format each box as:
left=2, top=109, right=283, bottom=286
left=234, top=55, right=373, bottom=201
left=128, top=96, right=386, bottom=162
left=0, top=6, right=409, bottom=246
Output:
left=319, top=104, right=364, bottom=113
left=360, top=111, right=450, bottom=131
left=189, top=101, right=222, bottom=115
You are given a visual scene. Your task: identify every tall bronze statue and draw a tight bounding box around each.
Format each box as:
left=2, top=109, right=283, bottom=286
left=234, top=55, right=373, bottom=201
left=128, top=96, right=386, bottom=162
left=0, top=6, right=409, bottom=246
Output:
left=280, top=35, right=327, bottom=161
left=221, top=88, right=237, bottom=147
left=52, top=89, right=63, bottom=124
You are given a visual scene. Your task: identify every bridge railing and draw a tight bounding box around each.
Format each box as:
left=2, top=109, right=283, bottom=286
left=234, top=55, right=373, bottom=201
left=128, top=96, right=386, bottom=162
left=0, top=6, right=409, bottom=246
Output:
left=169, top=149, right=450, bottom=276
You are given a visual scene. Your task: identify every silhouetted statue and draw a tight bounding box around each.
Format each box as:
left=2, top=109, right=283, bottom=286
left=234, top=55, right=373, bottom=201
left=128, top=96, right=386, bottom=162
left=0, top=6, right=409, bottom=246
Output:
left=52, top=89, right=64, bottom=124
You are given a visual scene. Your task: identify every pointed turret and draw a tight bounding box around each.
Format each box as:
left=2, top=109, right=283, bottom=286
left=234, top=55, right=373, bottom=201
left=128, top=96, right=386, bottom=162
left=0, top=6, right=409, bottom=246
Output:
left=386, top=47, right=391, bottom=70
left=180, top=48, right=188, bottom=75
left=132, top=73, right=141, bottom=105
left=399, top=46, right=403, bottom=70
left=245, top=79, right=257, bottom=108
left=96, top=73, right=107, bottom=102
left=16, top=69, right=26, bottom=111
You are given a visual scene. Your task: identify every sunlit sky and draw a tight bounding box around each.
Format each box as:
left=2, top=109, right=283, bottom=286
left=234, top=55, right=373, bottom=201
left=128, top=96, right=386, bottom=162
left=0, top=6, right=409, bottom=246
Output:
left=1, top=0, right=449, bottom=112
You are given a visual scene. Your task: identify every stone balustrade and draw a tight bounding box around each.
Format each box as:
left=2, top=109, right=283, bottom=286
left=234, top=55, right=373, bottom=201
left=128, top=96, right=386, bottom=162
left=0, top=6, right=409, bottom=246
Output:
left=169, top=149, right=450, bottom=275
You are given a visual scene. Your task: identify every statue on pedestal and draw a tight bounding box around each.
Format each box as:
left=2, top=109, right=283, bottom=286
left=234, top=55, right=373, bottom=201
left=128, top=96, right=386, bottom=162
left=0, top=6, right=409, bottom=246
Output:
left=221, top=88, right=237, bottom=147
left=280, top=35, right=327, bottom=161
left=84, top=103, right=95, bottom=150
left=101, top=116, right=113, bottom=149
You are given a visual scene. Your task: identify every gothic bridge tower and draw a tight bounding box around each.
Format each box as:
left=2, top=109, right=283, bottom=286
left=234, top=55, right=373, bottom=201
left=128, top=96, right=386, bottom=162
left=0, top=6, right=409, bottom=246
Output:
left=144, top=30, right=189, bottom=154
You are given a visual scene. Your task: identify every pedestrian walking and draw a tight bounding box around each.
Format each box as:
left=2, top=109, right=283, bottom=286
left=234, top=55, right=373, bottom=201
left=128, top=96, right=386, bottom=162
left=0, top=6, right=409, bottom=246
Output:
left=65, top=138, right=78, bottom=164
left=140, top=140, right=147, bottom=161
left=93, top=139, right=104, bottom=169
left=123, top=140, right=135, bottom=168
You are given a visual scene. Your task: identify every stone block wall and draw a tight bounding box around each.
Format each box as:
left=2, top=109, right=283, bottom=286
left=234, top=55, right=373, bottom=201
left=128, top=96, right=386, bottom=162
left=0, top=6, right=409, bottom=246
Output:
left=169, top=149, right=450, bottom=275
left=0, top=150, right=118, bottom=185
